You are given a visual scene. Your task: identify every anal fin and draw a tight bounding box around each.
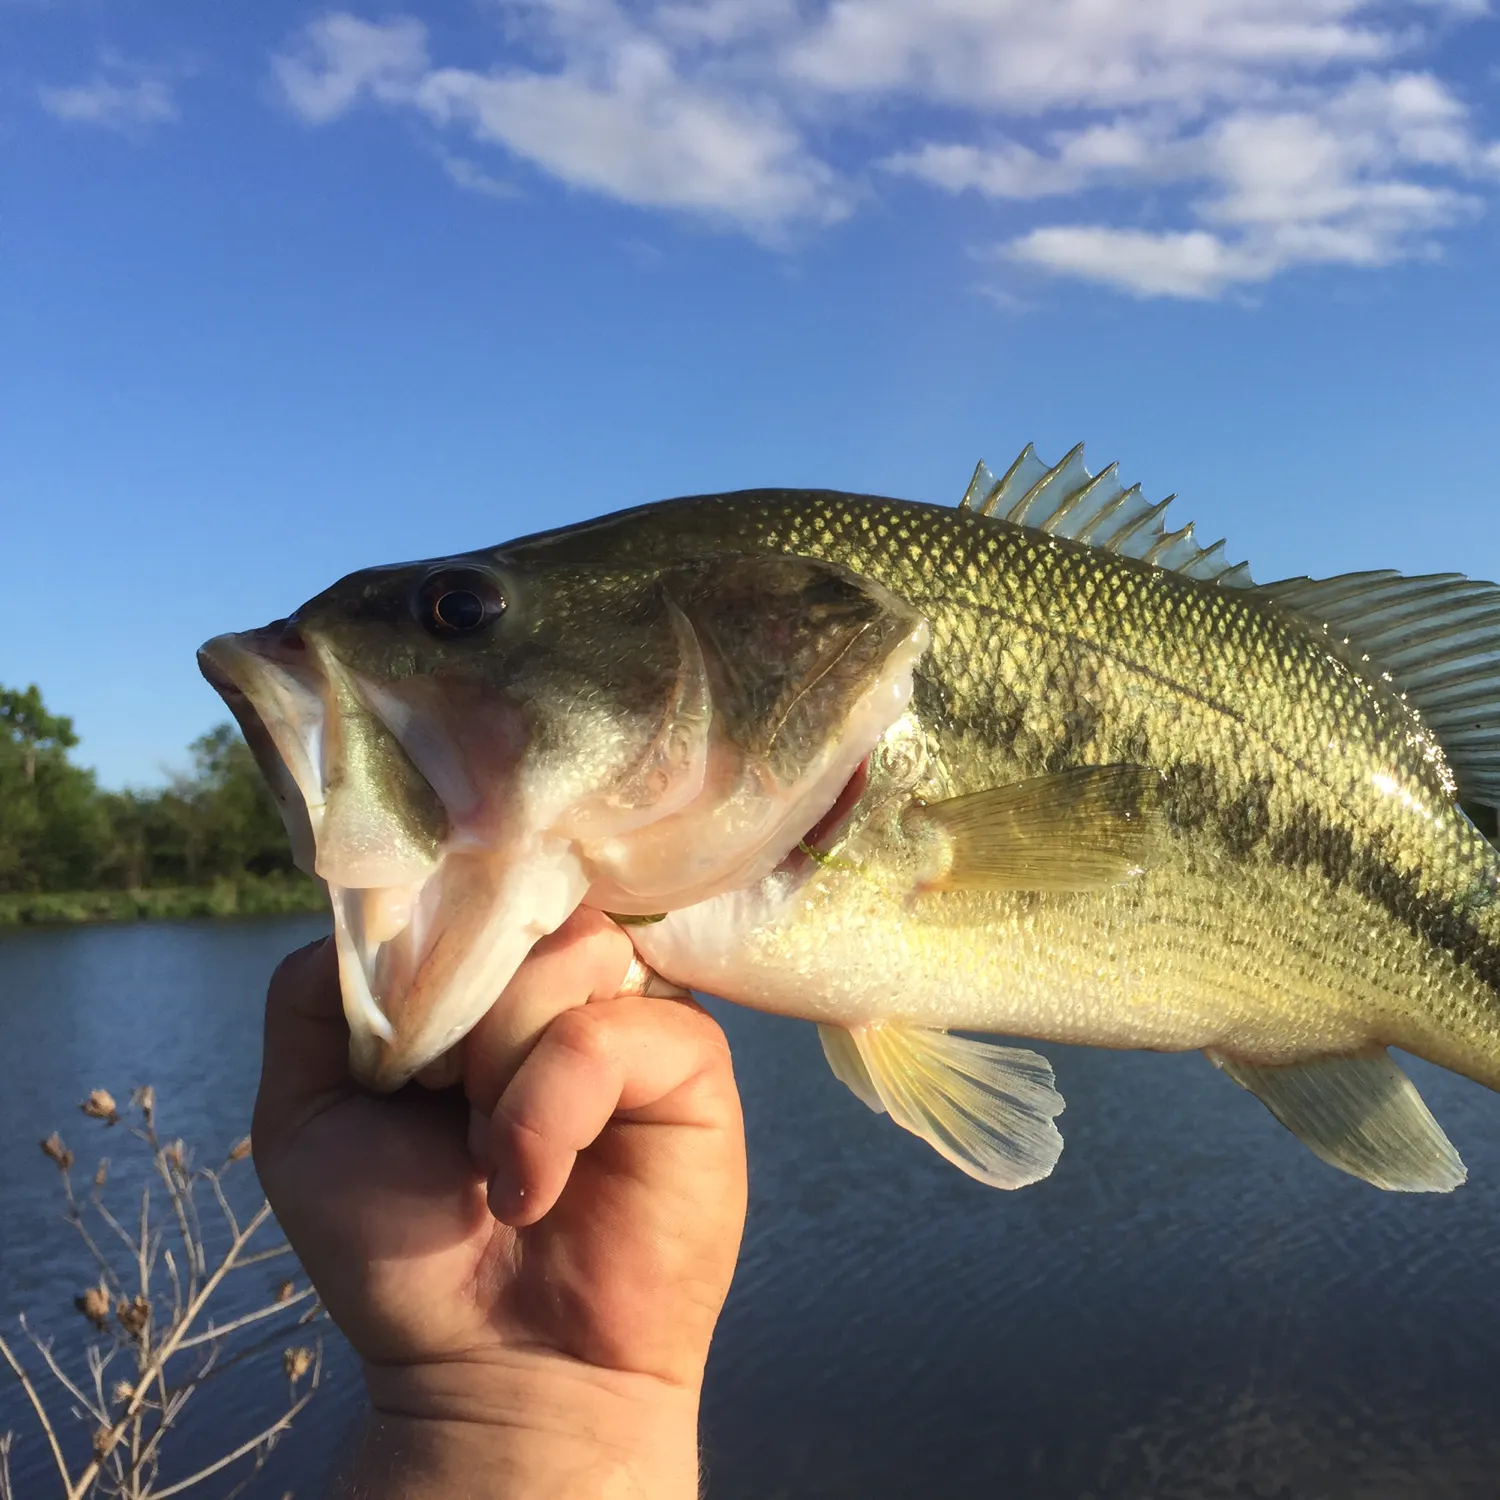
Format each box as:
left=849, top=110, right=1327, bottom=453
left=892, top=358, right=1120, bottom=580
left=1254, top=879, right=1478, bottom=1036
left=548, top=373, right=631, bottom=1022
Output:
left=820, top=1021, right=1065, bottom=1189
left=1206, top=1047, right=1466, bottom=1193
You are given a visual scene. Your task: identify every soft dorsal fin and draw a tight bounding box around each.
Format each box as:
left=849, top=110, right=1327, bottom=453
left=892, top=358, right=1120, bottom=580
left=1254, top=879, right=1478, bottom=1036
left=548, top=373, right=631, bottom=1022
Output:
left=1254, top=571, right=1500, bottom=807
left=961, top=444, right=1254, bottom=587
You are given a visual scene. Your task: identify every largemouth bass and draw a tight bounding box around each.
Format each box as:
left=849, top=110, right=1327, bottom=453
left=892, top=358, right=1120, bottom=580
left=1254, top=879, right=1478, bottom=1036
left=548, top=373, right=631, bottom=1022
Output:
left=200, top=444, right=1500, bottom=1194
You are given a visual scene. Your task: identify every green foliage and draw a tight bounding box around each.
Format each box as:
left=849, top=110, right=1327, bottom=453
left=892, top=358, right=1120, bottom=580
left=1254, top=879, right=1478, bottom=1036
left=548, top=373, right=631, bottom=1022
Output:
left=0, top=875, right=325, bottom=927
left=0, top=684, right=107, bottom=894
left=0, top=682, right=321, bottom=923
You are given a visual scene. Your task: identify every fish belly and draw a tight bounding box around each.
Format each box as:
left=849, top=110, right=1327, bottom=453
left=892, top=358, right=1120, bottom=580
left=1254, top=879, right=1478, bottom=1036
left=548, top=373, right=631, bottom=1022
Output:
left=637, top=841, right=1500, bottom=1083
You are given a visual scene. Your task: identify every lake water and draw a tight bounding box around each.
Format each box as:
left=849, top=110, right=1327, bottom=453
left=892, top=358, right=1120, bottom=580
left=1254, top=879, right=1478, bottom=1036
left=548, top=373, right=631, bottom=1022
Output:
left=5, top=917, right=1500, bottom=1498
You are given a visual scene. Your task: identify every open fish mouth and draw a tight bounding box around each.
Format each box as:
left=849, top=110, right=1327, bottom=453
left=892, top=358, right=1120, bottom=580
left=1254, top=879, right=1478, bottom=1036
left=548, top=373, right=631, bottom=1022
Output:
left=200, top=625, right=476, bottom=1087
left=202, top=622, right=595, bottom=1091
left=199, top=561, right=930, bottom=1091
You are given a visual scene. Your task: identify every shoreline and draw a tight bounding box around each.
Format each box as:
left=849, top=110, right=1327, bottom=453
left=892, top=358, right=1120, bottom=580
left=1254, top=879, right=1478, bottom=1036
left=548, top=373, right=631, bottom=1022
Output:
left=0, top=876, right=328, bottom=928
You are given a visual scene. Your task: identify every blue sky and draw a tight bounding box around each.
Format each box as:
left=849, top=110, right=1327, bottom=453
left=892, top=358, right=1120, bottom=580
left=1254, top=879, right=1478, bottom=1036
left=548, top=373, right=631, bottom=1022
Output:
left=4, top=0, right=1499, bottom=788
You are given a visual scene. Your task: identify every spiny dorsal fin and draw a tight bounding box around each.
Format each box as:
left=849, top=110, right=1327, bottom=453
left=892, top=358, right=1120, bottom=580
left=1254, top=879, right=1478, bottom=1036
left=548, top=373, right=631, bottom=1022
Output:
left=961, top=444, right=1253, bottom=586
left=1254, top=571, right=1500, bottom=807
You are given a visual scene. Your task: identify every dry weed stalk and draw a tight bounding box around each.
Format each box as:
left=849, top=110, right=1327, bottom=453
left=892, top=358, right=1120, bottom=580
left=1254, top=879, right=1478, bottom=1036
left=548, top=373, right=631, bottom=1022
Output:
left=1, top=1087, right=323, bottom=1498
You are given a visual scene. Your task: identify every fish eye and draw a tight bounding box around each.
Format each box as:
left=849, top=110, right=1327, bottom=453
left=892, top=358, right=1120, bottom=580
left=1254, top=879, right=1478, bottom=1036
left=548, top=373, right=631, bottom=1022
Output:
left=415, top=568, right=506, bottom=638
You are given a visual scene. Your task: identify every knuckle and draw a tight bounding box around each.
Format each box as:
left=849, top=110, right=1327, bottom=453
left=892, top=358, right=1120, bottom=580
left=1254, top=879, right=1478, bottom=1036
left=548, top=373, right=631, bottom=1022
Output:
left=544, top=1005, right=613, bottom=1069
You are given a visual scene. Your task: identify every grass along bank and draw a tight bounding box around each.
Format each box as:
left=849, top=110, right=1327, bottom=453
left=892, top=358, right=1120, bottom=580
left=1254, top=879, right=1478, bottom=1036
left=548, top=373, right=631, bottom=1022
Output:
left=0, top=874, right=327, bottom=927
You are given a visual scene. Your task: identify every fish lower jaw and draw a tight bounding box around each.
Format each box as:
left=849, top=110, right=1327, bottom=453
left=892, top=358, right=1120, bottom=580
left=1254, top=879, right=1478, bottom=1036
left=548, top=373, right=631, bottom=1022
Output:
left=327, top=878, right=427, bottom=1088
left=334, top=843, right=594, bottom=1092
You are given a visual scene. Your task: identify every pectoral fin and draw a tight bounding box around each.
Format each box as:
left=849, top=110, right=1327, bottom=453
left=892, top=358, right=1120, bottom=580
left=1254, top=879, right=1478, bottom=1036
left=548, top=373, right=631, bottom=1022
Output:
left=906, top=763, right=1164, bottom=892
left=820, top=1021, right=1065, bottom=1189
left=1206, top=1047, right=1466, bottom=1192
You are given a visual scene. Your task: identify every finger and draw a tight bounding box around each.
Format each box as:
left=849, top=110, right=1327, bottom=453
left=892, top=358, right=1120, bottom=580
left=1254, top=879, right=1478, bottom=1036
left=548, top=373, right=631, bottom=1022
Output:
left=252, top=937, right=351, bottom=1157
left=483, top=993, right=734, bottom=1228
left=462, top=907, right=636, bottom=1117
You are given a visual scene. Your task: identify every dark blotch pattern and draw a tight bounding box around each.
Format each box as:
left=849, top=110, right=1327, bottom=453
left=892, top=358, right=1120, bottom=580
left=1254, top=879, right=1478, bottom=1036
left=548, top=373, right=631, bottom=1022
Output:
left=1272, top=805, right=1500, bottom=993
left=1216, top=775, right=1274, bottom=857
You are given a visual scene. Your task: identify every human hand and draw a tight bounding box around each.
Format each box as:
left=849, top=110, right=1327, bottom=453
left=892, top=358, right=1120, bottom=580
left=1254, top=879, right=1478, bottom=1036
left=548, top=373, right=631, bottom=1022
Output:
left=251, top=909, right=748, bottom=1499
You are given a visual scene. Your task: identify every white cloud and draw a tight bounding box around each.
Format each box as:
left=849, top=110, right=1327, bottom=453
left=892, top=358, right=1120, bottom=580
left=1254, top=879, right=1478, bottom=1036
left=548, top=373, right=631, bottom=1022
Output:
left=269, top=1, right=1500, bottom=293
left=274, top=11, right=843, bottom=231
left=412, top=46, right=842, bottom=228
left=273, top=14, right=428, bottom=124
left=898, top=72, right=1497, bottom=295
left=885, top=120, right=1176, bottom=199
left=39, top=75, right=177, bottom=131
left=439, top=152, right=519, bottom=200
left=785, top=0, right=1404, bottom=111
left=1006, top=227, right=1263, bottom=299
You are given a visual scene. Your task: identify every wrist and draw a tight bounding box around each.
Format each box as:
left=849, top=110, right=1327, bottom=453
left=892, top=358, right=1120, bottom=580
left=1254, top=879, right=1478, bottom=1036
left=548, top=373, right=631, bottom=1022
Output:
left=342, top=1352, right=702, bottom=1500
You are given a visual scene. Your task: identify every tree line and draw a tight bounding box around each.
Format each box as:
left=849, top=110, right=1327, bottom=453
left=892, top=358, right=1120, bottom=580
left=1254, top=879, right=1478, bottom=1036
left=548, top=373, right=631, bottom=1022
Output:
left=0, top=682, right=312, bottom=912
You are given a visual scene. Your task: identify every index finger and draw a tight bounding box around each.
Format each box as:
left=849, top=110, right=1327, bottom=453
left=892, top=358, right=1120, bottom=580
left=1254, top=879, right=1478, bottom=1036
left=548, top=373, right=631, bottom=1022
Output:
left=461, top=907, right=637, bottom=1117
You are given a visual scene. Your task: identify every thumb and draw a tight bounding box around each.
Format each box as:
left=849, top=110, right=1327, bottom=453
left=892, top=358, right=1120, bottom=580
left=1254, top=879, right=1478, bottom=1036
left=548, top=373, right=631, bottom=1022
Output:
left=252, top=937, right=354, bottom=1159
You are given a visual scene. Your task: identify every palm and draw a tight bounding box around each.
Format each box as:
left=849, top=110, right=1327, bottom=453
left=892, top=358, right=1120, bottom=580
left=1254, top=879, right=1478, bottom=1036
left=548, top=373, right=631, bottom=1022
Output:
left=263, top=1087, right=502, bottom=1366
left=253, top=925, right=745, bottom=1389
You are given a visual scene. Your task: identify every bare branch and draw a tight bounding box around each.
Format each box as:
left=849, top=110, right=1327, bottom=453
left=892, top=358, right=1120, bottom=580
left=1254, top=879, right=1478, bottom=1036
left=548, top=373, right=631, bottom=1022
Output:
left=93, top=1194, right=141, bottom=1262
left=0, top=1330, right=75, bottom=1494
left=61, top=1183, right=128, bottom=1304
left=161, top=1311, right=323, bottom=1393
left=137, top=1183, right=153, bottom=1315
left=226, top=1245, right=294, bottom=1270
left=162, top=1249, right=183, bottom=1330
left=65, top=1201, right=278, bottom=1500
left=5, top=1095, right=323, bottom=1500
left=205, top=1171, right=240, bottom=1244
left=145, top=1119, right=204, bottom=1293
left=172, top=1286, right=317, bottom=1351
left=147, top=1386, right=316, bottom=1499
left=20, top=1316, right=107, bottom=1425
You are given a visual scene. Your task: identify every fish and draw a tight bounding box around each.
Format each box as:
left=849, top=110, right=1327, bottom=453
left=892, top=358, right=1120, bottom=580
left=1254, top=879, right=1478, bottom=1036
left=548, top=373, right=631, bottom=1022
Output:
left=199, top=443, right=1500, bottom=1194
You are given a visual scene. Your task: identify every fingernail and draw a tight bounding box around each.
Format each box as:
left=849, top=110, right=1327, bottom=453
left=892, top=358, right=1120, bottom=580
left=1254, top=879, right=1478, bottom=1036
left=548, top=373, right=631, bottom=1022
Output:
left=467, top=1108, right=492, bottom=1173
left=487, top=1163, right=527, bottom=1224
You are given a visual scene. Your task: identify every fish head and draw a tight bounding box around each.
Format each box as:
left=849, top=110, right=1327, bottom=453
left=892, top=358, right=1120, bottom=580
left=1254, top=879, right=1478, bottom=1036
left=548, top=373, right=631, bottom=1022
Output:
left=199, top=534, right=929, bottom=1089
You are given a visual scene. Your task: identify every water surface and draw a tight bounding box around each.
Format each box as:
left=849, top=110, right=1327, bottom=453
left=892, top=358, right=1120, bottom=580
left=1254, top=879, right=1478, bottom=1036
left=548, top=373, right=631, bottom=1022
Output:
left=4, top=917, right=1500, bottom=1497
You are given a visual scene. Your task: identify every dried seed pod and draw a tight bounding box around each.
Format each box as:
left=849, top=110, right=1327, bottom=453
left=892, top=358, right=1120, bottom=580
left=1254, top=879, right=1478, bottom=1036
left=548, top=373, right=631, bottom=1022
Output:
left=228, top=1135, right=253, bottom=1162
left=75, top=1285, right=111, bottom=1329
left=283, top=1347, right=313, bottom=1384
left=40, top=1133, right=74, bottom=1170
left=80, top=1090, right=119, bottom=1124
left=116, top=1295, right=150, bottom=1338
left=275, top=1280, right=295, bottom=1303
left=94, top=1158, right=110, bottom=1189
left=80, top=1092, right=118, bottom=1128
